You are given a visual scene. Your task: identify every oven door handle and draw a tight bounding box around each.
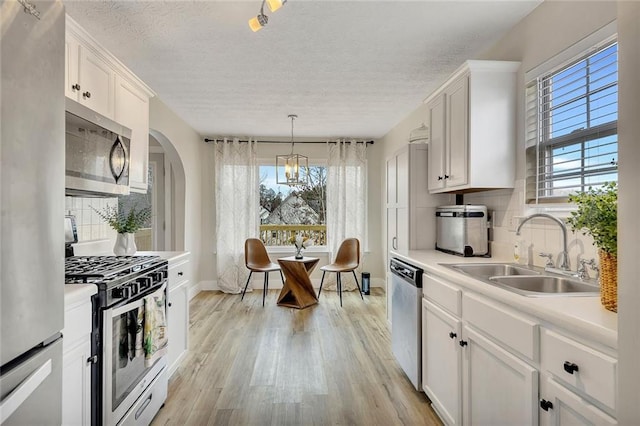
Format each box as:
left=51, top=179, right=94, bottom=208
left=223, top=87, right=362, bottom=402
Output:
left=109, top=298, right=144, bottom=317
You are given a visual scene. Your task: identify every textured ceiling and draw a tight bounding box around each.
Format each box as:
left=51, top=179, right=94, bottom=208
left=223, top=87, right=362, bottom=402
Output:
left=64, top=1, right=541, bottom=139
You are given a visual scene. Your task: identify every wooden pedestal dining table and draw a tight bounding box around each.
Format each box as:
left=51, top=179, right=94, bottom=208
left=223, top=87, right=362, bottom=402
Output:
left=276, top=256, right=320, bottom=309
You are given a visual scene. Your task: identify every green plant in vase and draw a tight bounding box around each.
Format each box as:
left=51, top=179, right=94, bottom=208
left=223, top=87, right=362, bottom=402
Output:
left=566, top=182, right=617, bottom=312
left=93, top=205, right=151, bottom=255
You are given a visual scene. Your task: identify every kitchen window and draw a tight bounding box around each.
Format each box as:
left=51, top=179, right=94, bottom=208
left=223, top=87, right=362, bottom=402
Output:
left=258, top=163, right=327, bottom=248
left=525, top=39, right=618, bottom=203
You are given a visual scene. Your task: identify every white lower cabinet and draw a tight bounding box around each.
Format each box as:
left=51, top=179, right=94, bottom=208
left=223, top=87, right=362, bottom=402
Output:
left=422, top=299, right=462, bottom=425
left=168, top=282, right=188, bottom=377
left=421, top=272, right=618, bottom=426
left=462, top=326, right=538, bottom=426
left=539, top=376, right=617, bottom=426
left=167, top=255, right=190, bottom=377
left=62, top=295, right=93, bottom=426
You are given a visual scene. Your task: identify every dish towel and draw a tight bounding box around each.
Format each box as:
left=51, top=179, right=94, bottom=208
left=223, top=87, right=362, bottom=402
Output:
left=143, top=283, right=168, bottom=368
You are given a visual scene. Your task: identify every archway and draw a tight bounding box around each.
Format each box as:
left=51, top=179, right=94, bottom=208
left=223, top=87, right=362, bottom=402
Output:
left=149, top=129, right=186, bottom=251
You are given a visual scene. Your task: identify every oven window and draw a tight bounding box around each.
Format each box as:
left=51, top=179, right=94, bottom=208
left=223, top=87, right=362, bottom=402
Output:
left=111, top=307, right=148, bottom=410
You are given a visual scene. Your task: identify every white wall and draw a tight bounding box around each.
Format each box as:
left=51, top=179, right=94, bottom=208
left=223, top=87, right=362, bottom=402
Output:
left=616, top=2, right=640, bottom=422
left=462, top=2, right=617, bottom=269
left=149, top=97, right=206, bottom=286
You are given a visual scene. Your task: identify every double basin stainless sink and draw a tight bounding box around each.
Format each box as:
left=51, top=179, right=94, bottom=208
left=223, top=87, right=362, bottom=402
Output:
left=442, top=263, right=599, bottom=297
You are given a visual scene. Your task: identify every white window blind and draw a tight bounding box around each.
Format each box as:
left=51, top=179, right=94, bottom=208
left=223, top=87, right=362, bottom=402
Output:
left=525, top=40, right=618, bottom=203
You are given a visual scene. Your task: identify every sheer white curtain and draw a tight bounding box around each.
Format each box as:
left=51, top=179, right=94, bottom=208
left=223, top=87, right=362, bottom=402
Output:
left=325, top=140, right=368, bottom=291
left=214, top=138, right=259, bottom=293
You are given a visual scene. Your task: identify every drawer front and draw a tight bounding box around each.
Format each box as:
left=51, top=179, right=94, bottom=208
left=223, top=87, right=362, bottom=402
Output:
left=541, top=328, right=616, bottom=411
left=423, top=273, right=461, bottom=316
left=63, top=302, right=92, bottom=351
left=168, top=260, right=189, bottom=288
left=462, top=293, right=538, bottom=361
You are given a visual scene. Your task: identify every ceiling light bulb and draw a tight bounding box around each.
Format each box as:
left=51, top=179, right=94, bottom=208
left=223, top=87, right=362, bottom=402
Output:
left=266, top=0, right=286, bottom=13
left=248, top=14, right=268, bottom=32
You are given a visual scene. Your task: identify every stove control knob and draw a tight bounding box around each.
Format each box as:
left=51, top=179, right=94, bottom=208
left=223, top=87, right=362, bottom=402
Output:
left=128, top=282, right=139, bottom=296
left=138, top=276, right=152, bottom=290
left=112, top=286, right=130, bottom=299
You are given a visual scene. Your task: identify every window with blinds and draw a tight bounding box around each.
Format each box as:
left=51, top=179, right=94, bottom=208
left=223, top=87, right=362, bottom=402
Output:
left=525, top=40, right=618, bottom=203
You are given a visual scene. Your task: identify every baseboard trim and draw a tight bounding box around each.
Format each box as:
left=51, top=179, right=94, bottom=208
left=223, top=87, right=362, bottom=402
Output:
left=193, top=276, right=384, bottom=295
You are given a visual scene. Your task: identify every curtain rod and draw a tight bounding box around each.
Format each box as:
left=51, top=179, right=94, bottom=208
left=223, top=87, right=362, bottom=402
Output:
left=204, top=138, right=374, bottom=145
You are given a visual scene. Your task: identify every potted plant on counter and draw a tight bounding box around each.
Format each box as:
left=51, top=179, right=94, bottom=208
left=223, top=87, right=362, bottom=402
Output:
left=566, top=182, right=617, bottom=312
left=94, top=205, right=151, bottom=255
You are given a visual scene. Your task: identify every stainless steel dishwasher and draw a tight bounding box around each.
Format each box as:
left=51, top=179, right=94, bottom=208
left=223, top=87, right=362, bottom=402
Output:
left=390, top=257, right=423, bottom=391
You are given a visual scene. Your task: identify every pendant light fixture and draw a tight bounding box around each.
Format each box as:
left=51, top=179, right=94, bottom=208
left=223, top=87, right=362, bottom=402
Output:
left=276, top=114, right=308, bottom=186
left=248, top=0, right=288, bottom=32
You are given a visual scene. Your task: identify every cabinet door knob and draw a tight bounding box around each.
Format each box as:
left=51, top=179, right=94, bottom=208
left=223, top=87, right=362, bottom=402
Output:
left=449, top=332, right=457, bottom=339
left=71, top=83, right=81, bottom=91
left=459, top=340, right=468, bottom=347
left=82, top=91, right=91, bottom=99
left=444, top=175, right=450, bottom=179
left=437, top=176, right=443, bottom=181
left=178, top=272, right=183, bottom=277
left=540, top=399, right=553, bottom=411
left=86, top=355, right=98, bottom=364
left=168, top=302, right=172, bottom=307
left=563, top=361, right=579, bottom=374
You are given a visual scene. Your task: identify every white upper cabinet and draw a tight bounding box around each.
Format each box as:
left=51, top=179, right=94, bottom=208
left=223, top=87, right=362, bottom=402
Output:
left=115, top=76, right=150, bottom=192
left=65, top=31, right=115, bottom=119
left=65, top=15, right=154, bottom=193
left=425, top=60, right=520, bottom=193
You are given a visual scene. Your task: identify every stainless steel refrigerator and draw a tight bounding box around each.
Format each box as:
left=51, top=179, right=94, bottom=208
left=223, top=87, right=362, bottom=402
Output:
left=0, top=1, right=65, bottom=424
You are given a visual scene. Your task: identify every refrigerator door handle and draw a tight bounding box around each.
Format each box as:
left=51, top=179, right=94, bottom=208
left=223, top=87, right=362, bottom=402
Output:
left=0, top=359, right=51, bottom=424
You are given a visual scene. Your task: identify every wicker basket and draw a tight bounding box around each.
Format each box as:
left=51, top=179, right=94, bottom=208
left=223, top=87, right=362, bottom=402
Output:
left=599, top=250, right=618, bottom=313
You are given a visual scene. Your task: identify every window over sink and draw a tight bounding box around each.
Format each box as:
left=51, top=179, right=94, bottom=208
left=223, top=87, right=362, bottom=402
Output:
left=525, top=37, right=618, bottom=203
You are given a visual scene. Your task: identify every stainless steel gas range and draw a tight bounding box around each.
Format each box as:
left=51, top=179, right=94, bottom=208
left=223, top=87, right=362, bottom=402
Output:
left=65, top=256, right=169, bottom=426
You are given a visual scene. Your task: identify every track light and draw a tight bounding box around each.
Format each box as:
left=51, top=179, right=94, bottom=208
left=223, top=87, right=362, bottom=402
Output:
left=266, top=0, right=286, bottom=12
left=248, top=13, right=268, bottom=32
left=248, top=0, right=288, bottom=32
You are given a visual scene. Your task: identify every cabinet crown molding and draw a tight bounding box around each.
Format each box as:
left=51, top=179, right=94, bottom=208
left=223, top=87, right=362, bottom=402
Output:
left=66, top=14, right=155, bottom=98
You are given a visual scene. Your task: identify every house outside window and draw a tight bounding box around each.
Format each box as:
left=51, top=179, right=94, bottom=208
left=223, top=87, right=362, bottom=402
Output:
left=525, top=39, right=618, bottom=203
left=259, top=163, right=327, bottom=247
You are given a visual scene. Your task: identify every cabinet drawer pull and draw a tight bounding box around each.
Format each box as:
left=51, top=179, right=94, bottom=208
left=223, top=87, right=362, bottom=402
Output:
left=563, top=361, right=579, bottom=374
left=82, top=91, right=91, bottom=99
left=135, top=393, right=153, bottom=420
left=86, top=355, right=98, bottom=365
left=449, top=332, right=457, bottom=339
left=177, top=272, right=183, bottom=277
left=540, top=399, right=553, bottom=411
left=71, top=83, right=80, bottom=91
left=459, top=340, right=468, bottom=347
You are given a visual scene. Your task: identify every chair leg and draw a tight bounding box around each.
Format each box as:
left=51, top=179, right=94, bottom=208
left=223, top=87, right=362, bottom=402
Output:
left=318, top=271, right=326, bottom=298
left=241, top=271, right=253, bottom=300
left=262, top=272, right=269, bottom=307
left=338, top=272, right=343, bottom=307
left=352, top=271, right=364, bottom=300
left=279, top=270, right=285, bottom=285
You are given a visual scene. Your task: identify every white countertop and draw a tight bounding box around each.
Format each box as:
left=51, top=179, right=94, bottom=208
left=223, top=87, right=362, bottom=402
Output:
left=136, top=251, right=190, bottom=263
left=64, top=283, right=97, bottom=308
left=391, top=249, right=618, bottom=350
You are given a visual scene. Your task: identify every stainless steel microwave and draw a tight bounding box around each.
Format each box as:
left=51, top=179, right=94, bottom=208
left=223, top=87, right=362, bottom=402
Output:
left=65, top=98, right=131, bottom=196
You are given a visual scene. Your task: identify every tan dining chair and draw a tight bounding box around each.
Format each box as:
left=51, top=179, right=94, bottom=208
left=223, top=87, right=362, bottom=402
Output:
left=242, top=238, right=285, bottom=306
left=317, top=238, right=364, bottom=306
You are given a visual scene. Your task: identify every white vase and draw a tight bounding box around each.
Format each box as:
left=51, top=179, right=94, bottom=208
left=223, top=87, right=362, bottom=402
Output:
left=114, top=232, right=137, bottom=255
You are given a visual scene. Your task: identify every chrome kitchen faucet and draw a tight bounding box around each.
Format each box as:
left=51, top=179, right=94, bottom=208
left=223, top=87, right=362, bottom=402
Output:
left=516, top=213, right=570, bottom=272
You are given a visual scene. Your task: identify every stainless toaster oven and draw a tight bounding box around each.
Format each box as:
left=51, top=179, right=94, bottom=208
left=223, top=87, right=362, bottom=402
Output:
left=436, top=205, right=489, bottom=257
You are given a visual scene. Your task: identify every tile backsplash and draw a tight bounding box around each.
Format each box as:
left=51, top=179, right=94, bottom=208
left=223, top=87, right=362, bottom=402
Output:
left=465, top=180, right=599, bottom=271
left=65, top=196, right=118, bottom=242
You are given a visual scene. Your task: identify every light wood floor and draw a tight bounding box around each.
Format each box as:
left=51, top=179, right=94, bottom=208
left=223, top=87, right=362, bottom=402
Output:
left=151, top=288, right=442, bottom=426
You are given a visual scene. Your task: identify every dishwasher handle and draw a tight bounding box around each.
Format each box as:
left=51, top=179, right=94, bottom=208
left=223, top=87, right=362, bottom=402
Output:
left=389, top=258, right=423, bottom=287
